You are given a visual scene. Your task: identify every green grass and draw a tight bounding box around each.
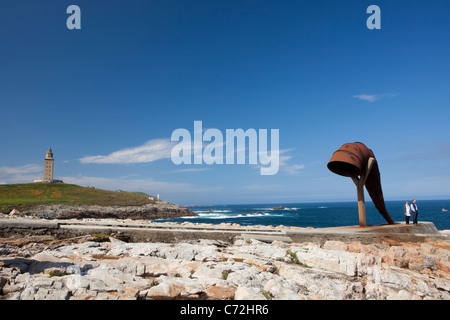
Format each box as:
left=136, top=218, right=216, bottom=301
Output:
left=286, top=250, right=311, bottom=268
left=0, top=183, right=155, bottom=213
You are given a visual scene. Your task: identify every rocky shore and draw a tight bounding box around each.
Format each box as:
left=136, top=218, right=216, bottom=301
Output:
left=12, top=202, right=196, bottom=220
left=1, top=219, right=449, bottom=300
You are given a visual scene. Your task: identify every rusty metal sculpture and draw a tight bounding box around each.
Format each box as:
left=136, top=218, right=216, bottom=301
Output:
left=327, top=142, right=395, bottom=226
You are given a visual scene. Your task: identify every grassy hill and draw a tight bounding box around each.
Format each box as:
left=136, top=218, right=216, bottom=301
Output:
left=0, top=183, right=155, bottom=213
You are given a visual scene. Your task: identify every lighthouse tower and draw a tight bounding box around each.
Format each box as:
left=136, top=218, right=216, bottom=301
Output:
left=44, top=147, right=54, bottom=182
left=33, top=147, right=63, bottom=184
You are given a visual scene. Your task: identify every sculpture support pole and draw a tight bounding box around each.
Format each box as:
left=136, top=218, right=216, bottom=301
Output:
left=351, top=157, right=375, bottom=227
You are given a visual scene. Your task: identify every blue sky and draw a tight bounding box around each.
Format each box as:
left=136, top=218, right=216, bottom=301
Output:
left=1, top=0, right=449, bottom=205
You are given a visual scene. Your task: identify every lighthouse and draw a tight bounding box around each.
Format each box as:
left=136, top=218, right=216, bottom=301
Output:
left=34, top=147, right=63, bottom=184
left=44, top=147, right=54, bottom=182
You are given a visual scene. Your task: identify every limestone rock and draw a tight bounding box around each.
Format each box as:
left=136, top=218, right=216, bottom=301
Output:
left=234, top=286, right=265, bottom=300
left=0, top=234, right=449, bottom=300
left=205, top=285, right=236, bottom=300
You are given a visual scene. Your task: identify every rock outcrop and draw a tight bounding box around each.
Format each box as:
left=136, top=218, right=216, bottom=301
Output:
left=17, top=202, right=196, bottom=220
left=1, top=232, right=449, bottom=300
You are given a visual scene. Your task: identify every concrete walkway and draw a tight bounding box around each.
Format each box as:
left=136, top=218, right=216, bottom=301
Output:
left=0, top=217, right=445, bottom=244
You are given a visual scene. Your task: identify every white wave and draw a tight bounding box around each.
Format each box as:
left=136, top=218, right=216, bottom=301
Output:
left=236, top=212, right=269, bottom=217
left=206, top=214, right=239, bottom=219
left=187, top=210, right=285, bottom=220
left=268, top=207, right=300, bottom=211
left=197, top=213, right=228, bottom=217
left=177, top=211, right=285, bottom=221
left=194, top=209, right=232, bottom=214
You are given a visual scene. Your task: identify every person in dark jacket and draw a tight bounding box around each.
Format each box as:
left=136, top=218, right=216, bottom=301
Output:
left=410, top=199, right=419, bottom=224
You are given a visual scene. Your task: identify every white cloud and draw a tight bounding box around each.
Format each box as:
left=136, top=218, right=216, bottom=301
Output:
left=282, top=163, right=306, bottom=175
left=61, top=175, right=222, bottom=204
left=353, top=93, right=398, bottom=102
left=278, top=151, right=305, bottom=175
left=171, top=168, right=211, bottom=173
left=79, top=139, right=175, bottom=164
left=0, top=164, right=41, bottom=174
left=250, top=149, right=305, bottom=175
left=61, top=175, right=187, bottom=192
left=79, top=137, right=305, bottom=175
left=0, top=164, right=42, bottom=184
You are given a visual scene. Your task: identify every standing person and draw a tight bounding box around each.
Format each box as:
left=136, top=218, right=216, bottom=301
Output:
left=410, top=199, right=419, bottom=224
left=404, top=201, right=411, bottom=224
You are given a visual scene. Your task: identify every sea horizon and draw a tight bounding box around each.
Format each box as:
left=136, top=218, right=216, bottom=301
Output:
left=182, top=197, right=450, bottom=207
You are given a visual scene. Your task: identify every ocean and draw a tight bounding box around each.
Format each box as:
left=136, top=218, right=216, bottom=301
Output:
left=159, top=199, right=450, bottom=231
